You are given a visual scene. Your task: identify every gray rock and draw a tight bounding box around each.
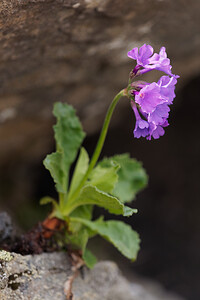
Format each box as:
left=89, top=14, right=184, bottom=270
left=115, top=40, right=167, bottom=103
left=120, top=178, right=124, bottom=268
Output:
left=0, top=251, right=71, bottom=300
left=0, top=250, right=184, bottom=300
left=73, top=261, right=184, bottom=300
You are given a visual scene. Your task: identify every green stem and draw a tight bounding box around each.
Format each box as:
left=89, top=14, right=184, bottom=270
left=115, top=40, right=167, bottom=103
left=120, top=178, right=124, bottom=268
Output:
left=87, top=89, right=125, bottom=174
left=59, top=192, right=65, bottom=210
left=65, top=89, right=125, bottom=211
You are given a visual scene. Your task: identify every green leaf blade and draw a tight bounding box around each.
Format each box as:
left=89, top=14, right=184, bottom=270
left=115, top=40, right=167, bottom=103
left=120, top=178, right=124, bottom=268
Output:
left=88, top=161, right=119, bottom=194
left=66, top=185, right=136, bottom=217
left=100, top=154, right=148, bottom=203
left=53, top=103, right=85, bottom=165
left=83, top=248, right=97, bottom=269
left=43, top=102, right=85, bottom=194
left=43, top=152, right=67, bottom=193
left=40, top=196, right=58, bottom=208
left=71, top=218, right=140, bottom=261
left=69, top=205, right=93, bottom=220
left=68, top=228, right=89, bottom=252
left=68, top=147, right=89, bottom=199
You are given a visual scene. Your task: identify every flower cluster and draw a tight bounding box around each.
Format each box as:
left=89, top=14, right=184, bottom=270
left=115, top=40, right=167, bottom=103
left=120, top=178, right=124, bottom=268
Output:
left=127, top=44, right=179, bottom=140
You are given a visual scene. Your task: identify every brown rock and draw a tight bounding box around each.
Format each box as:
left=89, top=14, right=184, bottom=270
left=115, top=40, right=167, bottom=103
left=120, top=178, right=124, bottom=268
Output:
left=0, top=0, right=199, bottom=166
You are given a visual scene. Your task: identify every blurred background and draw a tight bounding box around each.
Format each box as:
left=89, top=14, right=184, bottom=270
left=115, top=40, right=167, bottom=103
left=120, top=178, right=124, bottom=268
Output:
left=0, top=0, right=200, bottom=299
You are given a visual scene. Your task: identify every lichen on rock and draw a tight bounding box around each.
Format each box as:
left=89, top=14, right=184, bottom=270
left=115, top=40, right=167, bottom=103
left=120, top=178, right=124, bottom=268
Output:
left=0, top=250, right=13, bottom=262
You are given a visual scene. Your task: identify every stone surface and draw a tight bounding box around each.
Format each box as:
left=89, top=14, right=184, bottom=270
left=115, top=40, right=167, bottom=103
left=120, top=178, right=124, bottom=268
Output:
left=0, top=251, right=72, bottom=300
left=0, top=250, right=184, bottom=300
left=0, top=0, right=200, bottom=165
left=0, top=212, right=13, bottom=243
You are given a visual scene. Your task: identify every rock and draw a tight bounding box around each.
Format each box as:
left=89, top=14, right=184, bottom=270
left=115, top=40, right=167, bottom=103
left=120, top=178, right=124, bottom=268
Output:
left=0, top=0, right=199, bottom=166
left=0, top=251, right=71, bottom=300
left=73, top=261, right=184, bottom=300
left=0, top=212, right=13, bottom=243
left=0, top=250, right=184, bottom=300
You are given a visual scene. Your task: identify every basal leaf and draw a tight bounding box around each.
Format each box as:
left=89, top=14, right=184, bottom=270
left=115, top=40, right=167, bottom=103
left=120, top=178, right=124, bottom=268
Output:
left=65, top=185, right=137, bottom=216
left=100, top=154, right=148, bottom=203
left=88, top=160, right=119, bottom=194
left=83, top=248, right=97, bottom=269
left=69, top=205, right=93, bottom=220
left=67, top=227, right=97, bottom=268
left=68, top=147, right=89, bottom=199
left=68, top=206, right=95, bottom=235
left=68, top=228, right=89, bottom=251
left=43, top=102, right=85, bottom=194
left=40, top=196, right=58, bottom=208
left=71, top=217, right=140, bottom=261
left=53, top=103, right=85, bottom=162
left=43, top=152, right=67, bottom=193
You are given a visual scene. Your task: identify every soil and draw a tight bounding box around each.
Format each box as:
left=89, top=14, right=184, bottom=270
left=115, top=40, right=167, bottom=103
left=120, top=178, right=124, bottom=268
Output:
left=1, top=217, right=66, bottom=255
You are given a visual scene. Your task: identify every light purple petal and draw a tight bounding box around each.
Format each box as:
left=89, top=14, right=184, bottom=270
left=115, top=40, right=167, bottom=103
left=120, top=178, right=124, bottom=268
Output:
left=127, top=48, right=139, bottom=60
left=138, top=44, right=154, bottom=65
left=152, top=125, right=165, bottom=139
left=147, top=47, right=173, bottom=76
left=131, top=103, right=150, bottom=138
left=135, top=82, right=167, bottom=113
left=158, top=75, right=177, bottom=104
left=148, top=103, right=170, bottom=124
left=159, top=47, right=167, bottom=59
left=134, top=119, right=150, bottom=138
left=127, top=44, right=154, bottom=67
left=128, top=44, right=179, bottom=78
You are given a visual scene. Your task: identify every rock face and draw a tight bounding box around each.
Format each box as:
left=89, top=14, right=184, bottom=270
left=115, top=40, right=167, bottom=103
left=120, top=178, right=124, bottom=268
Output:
left=0, top=212, right=13, bottom=243
left=0, top=250, right=184, bottom=300
left=0, top=0, right=200, bottom=165
left=0, top=251, right=72, bottom=300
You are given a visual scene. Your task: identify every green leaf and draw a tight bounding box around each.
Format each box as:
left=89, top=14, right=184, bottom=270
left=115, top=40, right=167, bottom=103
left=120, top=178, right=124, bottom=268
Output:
left=68, top=205, right=94, bottom=233
left=100, top=154, right=148, bottom=203
left=70, top=205, right=93, bottom=220
left=40, top=196, right=58, bottom=208
left=67, top=227, right=97, bottom=268
left=43, top=102, right=85, bottom=194
left=53, top=102, right=85, bottom=162
left=88, top=160, right=119, bottom=193
left=71, top=217, right=140, bottom=261
left=68, top=228, right=89, bottom=251
left=68, top=147, right=89, bottom=199
left=83, top=248, right=97, bottom=269
left=65, top=185, right=137, bottom=216
left=44, top=152, right=67, bottom=193
left=68, top=205, right=95, bottom=236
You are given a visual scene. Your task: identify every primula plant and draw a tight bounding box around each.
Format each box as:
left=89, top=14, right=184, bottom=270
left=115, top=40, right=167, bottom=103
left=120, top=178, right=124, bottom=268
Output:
left=41, top=44, right=179, bottom=268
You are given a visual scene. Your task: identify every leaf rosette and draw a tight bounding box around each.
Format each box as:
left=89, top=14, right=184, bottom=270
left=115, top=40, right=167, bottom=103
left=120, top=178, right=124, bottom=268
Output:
left=42, top=102, right=148, bottom=267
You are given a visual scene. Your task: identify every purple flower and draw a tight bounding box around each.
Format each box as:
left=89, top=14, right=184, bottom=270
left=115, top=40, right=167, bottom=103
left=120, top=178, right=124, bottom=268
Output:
left=128, top=44, right=153, bottom=67
left=158, top=75, right=178, bottom=104
left=130, top=77, right=175, bottom=140
left=131, top=103, right=150, bottom=138
left=146, top=47, right=173, bottom=76
left=135, top=82, right=167, bottom=114
left=128, top=43, right=179, bottom=140
left=131, top=103, right=168, bottom=140
left=127, top=44, right=177, bottom=77
left=148, top=122, right=168, bottom=140
left=148, top=103, right=170, bottom=125
left=132, top=75, right=177, bottom=125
